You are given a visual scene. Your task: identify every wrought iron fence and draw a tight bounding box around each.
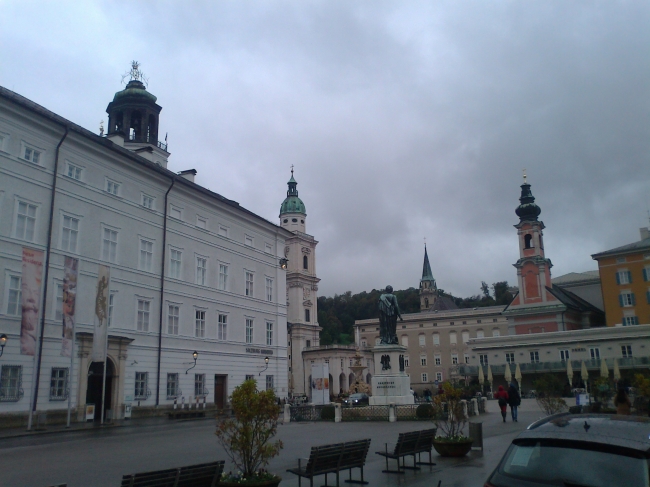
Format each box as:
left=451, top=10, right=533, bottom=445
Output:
left=289, top=405, right=334, bottom=422
left=341, top=405, right=390, bottom=421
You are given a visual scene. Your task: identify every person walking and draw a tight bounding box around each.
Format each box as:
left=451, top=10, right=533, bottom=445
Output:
left=507, top=381, right=521, bottom=422
left=494, top=385, right=509, bottom=422
left=614, top=387, right=632, bottom=415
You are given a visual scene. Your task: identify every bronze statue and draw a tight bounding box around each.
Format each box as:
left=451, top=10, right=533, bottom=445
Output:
left=378, top=285, right=403, bottom=344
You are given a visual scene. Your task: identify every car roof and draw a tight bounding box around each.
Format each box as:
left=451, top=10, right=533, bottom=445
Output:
left=518, top=414, right=650, bottom=452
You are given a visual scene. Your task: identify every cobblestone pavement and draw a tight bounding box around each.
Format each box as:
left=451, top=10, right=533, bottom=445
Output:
left=0, top=399, right=544, bottom=487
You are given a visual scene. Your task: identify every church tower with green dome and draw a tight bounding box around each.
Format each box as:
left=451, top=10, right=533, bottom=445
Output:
left=281, top=169, right=321, bottom=397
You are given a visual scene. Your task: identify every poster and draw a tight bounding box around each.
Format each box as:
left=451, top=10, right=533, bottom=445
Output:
left=311, top=363, right=330, bottom=405
left=20, top=247, right=44, bottom=356
left=61, top=257, right=79, bottom=357
left=91, top=265, right=110, bottom=362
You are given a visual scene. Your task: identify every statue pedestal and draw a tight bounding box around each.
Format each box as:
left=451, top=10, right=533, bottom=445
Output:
left=369, top=344, right=414, bottom=405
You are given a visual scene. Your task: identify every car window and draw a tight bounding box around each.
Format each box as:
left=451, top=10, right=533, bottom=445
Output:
left=500, top=440, right=650, bottom=487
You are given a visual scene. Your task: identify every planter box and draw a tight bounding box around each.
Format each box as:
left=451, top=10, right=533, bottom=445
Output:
left=432, top=439, right=473, bottom=457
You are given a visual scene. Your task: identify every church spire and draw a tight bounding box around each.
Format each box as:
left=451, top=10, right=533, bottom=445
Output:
left=422, top=244, right=435, bottom=282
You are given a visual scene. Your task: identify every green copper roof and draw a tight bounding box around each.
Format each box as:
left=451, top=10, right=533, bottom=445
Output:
left=279, top=172, right=306, bottom=216
left=113, top=80, right=157, bottom=104
left=515, top=183, right=541, bottom=222
left=421, top=245, right=435, bottom=282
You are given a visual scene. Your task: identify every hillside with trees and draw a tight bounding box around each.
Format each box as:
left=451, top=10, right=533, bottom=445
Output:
left=317, top=282, right=513, bottom=345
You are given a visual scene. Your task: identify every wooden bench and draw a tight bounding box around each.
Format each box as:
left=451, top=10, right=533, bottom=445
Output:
left=375, top=428, right=437, bottom=473
left=120, top=461, right=224, bottom=487
left=286, top=438, right=371, bottom=487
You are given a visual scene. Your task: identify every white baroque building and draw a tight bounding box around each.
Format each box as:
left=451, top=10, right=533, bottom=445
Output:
left=0, top=76, right=292, bottom=425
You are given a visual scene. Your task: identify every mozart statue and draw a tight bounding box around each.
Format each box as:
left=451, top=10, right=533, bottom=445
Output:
left=378, top=285, right=403, bottom=344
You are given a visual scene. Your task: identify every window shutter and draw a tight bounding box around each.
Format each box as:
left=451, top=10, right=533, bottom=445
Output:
left=647, top=291, right=650, bottom=305
left=634, top=317, right=639, bottom=325
left=616, top=273, right=621, bottom=284
left=619, top=295, right=624, bottom=307
left=628, top=271, right=633, bottom=283
left=631, top=293, right=636, bottom=305
left=643, top=268, right=648, bottom=282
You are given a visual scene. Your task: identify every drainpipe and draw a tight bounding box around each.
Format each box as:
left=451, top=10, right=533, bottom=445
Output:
left=155, top=177, right=175, bottom=406
left=30, top=126, right=69, bottom=422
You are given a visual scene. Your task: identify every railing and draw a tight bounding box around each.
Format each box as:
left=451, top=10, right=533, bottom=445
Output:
left=341, top=405, right=390, bottom=421
left=303, top=344, right=359, bottom=351
left=459, top=356, right=650, bottom=376
left=125, top=133, right=168, bottom=151
left=289, top=404, right=333, bottom=422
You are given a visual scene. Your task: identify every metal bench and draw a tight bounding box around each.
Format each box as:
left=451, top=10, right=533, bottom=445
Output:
left=287, top=439, right=371, bottom=487
left=375, top=428, right=437, bottom=474
left=120, top=460, right=224, bottom=487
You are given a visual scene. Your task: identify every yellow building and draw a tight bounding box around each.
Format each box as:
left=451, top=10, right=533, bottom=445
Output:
left=592, top=228, right=650, bottom=326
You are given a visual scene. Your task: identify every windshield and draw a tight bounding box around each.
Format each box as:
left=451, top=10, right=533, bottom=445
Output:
left=350, top=394, right=365, bottom=399
left=500, top=440, right=649, bottom=487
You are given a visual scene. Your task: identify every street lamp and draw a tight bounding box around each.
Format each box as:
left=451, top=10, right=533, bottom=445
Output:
left=186, top=351, right=198, bottom=374
left=0, top=334, right=7, bottom=358
left=279, top=258, right=288, bottom=270
left=259, top=356, right=270, bottom=376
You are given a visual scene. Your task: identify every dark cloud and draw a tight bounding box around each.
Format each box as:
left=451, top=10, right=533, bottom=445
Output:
left=2, top=1, right=649, bottom=298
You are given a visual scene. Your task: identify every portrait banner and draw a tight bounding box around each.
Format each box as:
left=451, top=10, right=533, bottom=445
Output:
left=61, top=257, right=79, bottom=357
left=20, top=248, right=44, bottom=356
left=91, top=265, right=110, bottom=362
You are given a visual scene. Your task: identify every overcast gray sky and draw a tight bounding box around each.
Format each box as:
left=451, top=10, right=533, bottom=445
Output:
left=2, top=1, right=649, bottom=298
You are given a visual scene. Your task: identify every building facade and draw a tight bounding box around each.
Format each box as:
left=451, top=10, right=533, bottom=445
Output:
left=0, top=75, right=291, bottom=424
left=592, top=228, right=650, bottom=327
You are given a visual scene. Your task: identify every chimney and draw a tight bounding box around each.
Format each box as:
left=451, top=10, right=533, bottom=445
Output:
left=179, top=169, right=197, bottom=183
left=641, top=227, right=650, bottom=241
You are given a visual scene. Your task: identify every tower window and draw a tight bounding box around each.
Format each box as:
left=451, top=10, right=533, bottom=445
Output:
left=283, top=219, right=288, bottom=223
left=524, top=234, right=533, bottom=249
left=301, top=220, right=304, bottom=223
left=292, top=218, right=297, bottom=223
left=305, top=309, right=310, bottom=322
left=303, top=255, right=308, bottom=270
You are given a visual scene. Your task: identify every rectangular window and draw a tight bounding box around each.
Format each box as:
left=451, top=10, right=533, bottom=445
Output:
left=219, top=226, right=228, bottom=237
left=620, top=292, right=635, bottom=307
left=196, top=217, right=207, bottom=229
left=462, top=331, right=469, bottom=343
left=560, top=349, right=570, bottom=361
left=451, top=353, right=458, bottom=365
left=436, top=372, right=443, bottom=382
left=195, top=310, right=206, bottom=338
left=434, top=354, right=441, bottom=366
left=246, top=318, right=253, bottom=344
left=305, top=309, right=310, bottom=322
left=449, top=333, right=457, bottom=345
left=623, top=316, right=639, bottom=326
left=195, top=374, right=206, bottom=396
left=218, top=264, right=228, bottom=291
left=590, top=347, right=600, bottom=360
left=265, top=243, right=273, bottom=254
left=476, top=330, right=484, bottom=339
left=265, top=375, right=274, bottom=391
left=266, top=322, right=273, bottom=346
left=245, top=235, right=253, bottom=247
left=245, top=374, right=254, bottom=381
left=464, top=353, right=470, bottom=364
left=616, top=270, right=632, bottom=285
left=479, top=354, right=488, bottom=366
left=106, top=180, right=120, bottom=196
left=420, top=355, right=427, bottom=366
left=505, top=352, right=515, bottom=364
left=168, top=305, right=179, bottom=335
left=404, top=356, right=410, bottom=367
left=54, top=284, right=63, bottom=321
left=418, top=335, right=426, bottom=346
left=137, top=299, right=150, bottom=331
left=7, top=275, right=21, bottom=316
left=530, top=351, right=540, bottom=363
left=217, top=314, right=227, bottom=340
left=166, top=373, right=179, bottom=398
left=245, top=272, right=254, bottom=297
left=107, top=293, right=115, bottom=327
left=170, top=206, right=182, bottom=219
left=61, top=215, right=79, bottom=252
left=139, top=239, right=153, bottom=272
left=23, top=146, right=41, bottom=163
left=66, top=163, right=82, bottom=180
left=196, top=257, right=207, bottom=285
left=170, top=249, right=181, bottom=279
left=433, top=334, right=440, bottom=346
left=142, top=194, right=154, bottom=209
left=0, top=365, right=23, bottom=402
left=16, top=201, right=37, bottom=241
left=306, top=340, right=311, bottom=348
left=49, top=368, right=68, bottom=400
left=622, top=345, right=633, bottom=358
left=492, top=329, right=500, bottom=337
left=421, top=373, right=428, bottom=382
left=134, top=372, right=148, bottom=399
left=102, top=228, right=118, bottom=263
left=266, top=278, right=273, bottom=302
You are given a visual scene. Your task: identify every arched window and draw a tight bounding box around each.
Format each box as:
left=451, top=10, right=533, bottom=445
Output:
left=303, top=255, right=308, bottom=270
left=524, top=234, right=533, bottom=249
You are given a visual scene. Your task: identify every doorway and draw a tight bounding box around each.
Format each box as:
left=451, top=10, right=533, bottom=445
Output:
left=214, top=375, right=227, bottom=409
left=86, top=359, right=115, bottom=421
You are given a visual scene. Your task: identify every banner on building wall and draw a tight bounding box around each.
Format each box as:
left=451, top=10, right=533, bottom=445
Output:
left=61, top=257, right=79, bottom=357
left=91, top=265, right=110, bottom=362
left=20, top=247, right=44, bottom=356
left=311, top=363, right=330, bottom=405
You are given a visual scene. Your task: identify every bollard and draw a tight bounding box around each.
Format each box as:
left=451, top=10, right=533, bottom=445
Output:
left=461, top=399, right=468, bottom=419
left=469, top=422, right=483, bottom=450
left=203, top=396, right=206, bottom=409
left=181, top=396, right=185, bottom=409
left=174, top=397, right=177, bottom=410
left=481, top=396, right=488, bottom=413
left=334, top=403, right=341, bottom=423
left=471, top=398, right=478, bottom=415
left=284, top=403, right=291, bottom=423
left=389, top=403, right=396, bottom=422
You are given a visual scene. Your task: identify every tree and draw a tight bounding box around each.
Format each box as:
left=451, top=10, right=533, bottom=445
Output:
left=481, top=281, right=490, bottom=298
left=492, top=281, right=514, bottom=305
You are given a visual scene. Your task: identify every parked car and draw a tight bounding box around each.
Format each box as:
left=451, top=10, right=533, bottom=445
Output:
left=343, top=393, right=369, bottom=407
left=484, top=413, right=650, bottom=487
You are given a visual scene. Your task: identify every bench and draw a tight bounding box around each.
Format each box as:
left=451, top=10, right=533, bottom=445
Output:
left=287, top=438, right=371, bottom=487
left=375, top=428, right=437, bottom=473
left=167, top=410, right=206, bottom=420
left=120, top=461, right=224, bottom=487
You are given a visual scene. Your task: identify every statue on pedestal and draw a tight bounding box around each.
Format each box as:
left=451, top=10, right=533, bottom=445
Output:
left=378, top=285, right=403, bottom=344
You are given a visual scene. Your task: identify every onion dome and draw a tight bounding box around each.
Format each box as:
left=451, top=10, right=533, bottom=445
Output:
left=279, top=170, right=306, bottom=216
left=112, top=79, right=157, bottom=104
left=515, top=182, right=541, bottom=222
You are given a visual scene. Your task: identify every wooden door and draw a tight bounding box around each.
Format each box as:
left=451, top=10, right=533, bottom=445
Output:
left=214, top=375, right=226, bottom=409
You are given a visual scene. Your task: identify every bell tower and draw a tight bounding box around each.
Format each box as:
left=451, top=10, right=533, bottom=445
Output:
left=419, top=244, right=437, bottom=311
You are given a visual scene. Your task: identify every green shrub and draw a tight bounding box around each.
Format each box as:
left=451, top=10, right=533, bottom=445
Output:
left=416, top=404, right=434, bottom=419
left=321, top=406, right=335, bottom=420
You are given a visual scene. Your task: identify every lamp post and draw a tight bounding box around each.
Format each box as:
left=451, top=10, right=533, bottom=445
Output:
left=279, top=258, right=288, bottom=270
left=259, top=356, right=270, bottom=376
left=0, top=334, right=7, bottom=358
left=186, top=351, right=198, bottom=374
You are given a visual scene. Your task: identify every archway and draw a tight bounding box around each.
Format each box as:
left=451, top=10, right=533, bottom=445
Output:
left=339, top=372, right=347, bottom=393
left=86, top=359, right=115, bottom=422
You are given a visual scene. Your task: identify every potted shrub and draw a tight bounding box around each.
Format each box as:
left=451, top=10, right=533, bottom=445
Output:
left=430, top=382, right=473, bottom=457
left=215, top=379, right=283, bottom=486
